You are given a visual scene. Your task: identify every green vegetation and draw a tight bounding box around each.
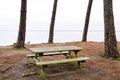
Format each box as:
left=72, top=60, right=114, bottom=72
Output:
left=12, top=47, right=25, bottom=50
left=11, top=43, right=26, bottom=50
left=100, top=53, right=120, bottom=61
left=114, top=57, right=120, bottom=61
left=99, top=53, right=105, bottom=57
left=3, top=74, right=10, bottom=79
left=39, top=68, right=47, bottom=79
left=12, top=42, right=17, bottom=47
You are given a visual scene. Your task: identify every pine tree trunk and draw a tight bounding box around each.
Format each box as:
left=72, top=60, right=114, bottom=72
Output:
left=104, top=0, right=120, bottom=58
left=48, top=0, right=58, bottom=43
left=15, top=0, right=27, bottom=48
left=82, top=0, right=93, bottom=42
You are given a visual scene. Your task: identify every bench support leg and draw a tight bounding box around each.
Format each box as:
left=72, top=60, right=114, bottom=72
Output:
left=77, top=61, right=82, bottom=69
left=65, top=51, right=72, bottom=58
left=43, top=65, right=48, bottom=68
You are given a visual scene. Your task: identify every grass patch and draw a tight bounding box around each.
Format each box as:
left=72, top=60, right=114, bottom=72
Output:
left=114, top=57, right=120, bottom=61
left=39, top=68, right=47, bottom=79
left=11, top=42, right=26, bottom=50
left=12, top=47, right=26, bottom=50
left=11, top=43, right=26, bottom=50
left=99, top=53, right=105, bottom=57
left=100, top=53, right=120, bottom=61
left=3, top=74, right=11, bottom=79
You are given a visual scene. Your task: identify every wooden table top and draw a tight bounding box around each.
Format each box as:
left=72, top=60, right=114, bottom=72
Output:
left=28, top=46, right=82, bottom=54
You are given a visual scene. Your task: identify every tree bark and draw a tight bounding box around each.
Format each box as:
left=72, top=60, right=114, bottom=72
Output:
left=104, top=0, right=119, bottom=58
left=82, top=0, right=93, bottom=42
left=48, top=0, right=58, bottom=43
left=15, top=0, right=27, bottom=48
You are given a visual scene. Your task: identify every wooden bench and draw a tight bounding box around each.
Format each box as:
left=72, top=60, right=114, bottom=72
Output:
left=27, top=51, right=69, bottom=58
left=33, top=57, right=90, bottom=66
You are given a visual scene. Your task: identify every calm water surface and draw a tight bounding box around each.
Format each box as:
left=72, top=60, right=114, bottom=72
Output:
left=0, top=26, right=120, bottom=46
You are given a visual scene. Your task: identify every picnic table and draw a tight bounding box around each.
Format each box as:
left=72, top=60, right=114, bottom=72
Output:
left=28, top=46, right=82, bottom=58
left=27, top=46, right=90, bottom=74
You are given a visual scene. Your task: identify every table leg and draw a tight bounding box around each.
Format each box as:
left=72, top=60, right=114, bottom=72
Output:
left=74, top=50, right=82, bottom=69
left=74, top=51, right=79, bottom=58
left=75, top=53, right=78, bottom=58
left=68, top=51, right=72, bottom=58
left=64, top=51, right=71, bottom=58
left=35, top=53, right=43, bottom=61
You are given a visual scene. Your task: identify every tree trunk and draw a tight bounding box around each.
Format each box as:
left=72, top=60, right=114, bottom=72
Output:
left=82, top=0, right=93, bottom=42
left=15, top=0, right=27, bottom=48
left=48, top=0, right=58, bottom=43
left=104, top=0, right=120, bottom=58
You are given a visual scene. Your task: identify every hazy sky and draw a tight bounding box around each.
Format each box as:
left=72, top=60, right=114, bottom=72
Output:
left=0, top=0, right=120, bottom=45
left=0, top=0, right=120, bottom=30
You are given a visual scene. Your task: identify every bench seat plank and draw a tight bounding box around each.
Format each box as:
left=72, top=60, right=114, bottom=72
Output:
left=44, top=51, right=69, bottom=56
left=27, top=54, right=35, bottom=58
left=35, top=57, right=90, bottom=66
left=27, top=51, right=69, bottom=57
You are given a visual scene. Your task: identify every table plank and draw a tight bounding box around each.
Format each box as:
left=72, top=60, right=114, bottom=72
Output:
left=29, top=46, right=82, bottom=53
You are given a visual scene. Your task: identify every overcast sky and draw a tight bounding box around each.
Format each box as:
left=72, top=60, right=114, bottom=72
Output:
left=0, top=0, right=120, bottom=30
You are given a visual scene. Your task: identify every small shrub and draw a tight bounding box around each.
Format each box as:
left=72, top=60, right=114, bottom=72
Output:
left=39, top=68, right=47, bottom=79
left=11, top=42, right=16, bottom=47
left=99, top=53, right=105, bottom=57
left=114, top=57, right=120, bottom=61
left=100, top=53, right=120, bottom=61
left=26, top=41, right=30, bottom=44
left=3, top=74, right=10, bottom=79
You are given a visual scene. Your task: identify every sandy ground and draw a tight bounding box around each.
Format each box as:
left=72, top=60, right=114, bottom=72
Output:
left=0, top=42, right=120, bottom=80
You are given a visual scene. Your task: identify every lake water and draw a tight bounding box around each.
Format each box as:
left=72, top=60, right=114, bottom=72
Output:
left=0, top=26, right=120, bottom=46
